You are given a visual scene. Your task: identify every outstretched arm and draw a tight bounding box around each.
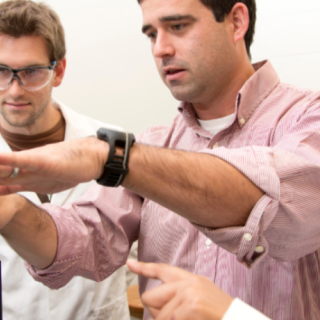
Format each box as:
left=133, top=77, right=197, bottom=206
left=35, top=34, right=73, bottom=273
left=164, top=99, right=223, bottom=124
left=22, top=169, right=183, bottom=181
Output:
left=0, top=194, right=58, bottom=269
left=124, top=144, right=263, bottom=228
left=0, top=137, right=262, bottom=229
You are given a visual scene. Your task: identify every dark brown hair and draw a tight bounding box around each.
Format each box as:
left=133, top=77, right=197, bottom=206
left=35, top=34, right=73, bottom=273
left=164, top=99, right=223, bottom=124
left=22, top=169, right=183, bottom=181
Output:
left=0, top=0, right=66, bottom=62
left=138, top=0, right=256, bottom=58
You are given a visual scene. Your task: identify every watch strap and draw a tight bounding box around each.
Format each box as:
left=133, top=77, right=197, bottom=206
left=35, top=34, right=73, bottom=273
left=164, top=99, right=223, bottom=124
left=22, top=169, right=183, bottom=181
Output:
left=96, top=128, right=135, bottom=187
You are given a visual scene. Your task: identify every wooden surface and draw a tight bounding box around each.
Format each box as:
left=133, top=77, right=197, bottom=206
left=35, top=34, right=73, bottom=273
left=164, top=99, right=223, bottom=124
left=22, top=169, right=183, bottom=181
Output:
left=127, top=285, right=144, bottom=319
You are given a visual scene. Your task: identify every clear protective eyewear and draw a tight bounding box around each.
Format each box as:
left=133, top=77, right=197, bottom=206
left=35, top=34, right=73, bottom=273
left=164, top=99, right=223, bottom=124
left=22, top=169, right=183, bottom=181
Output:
left=0, top=61, right=56, bottom=92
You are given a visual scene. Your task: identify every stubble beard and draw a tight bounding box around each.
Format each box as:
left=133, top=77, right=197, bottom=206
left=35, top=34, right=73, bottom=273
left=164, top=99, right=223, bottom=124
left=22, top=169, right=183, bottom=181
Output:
left=161, top=55, right=215, bottom=104
left=166, top=68, right=208, bottom=104
left=0, top=98, right=50, bottom=128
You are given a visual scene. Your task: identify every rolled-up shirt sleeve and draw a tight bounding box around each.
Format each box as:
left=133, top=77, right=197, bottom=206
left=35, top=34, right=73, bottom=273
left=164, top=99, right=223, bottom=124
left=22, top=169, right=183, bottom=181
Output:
left=197, top=102, right=320, bottom=268
left=26, top=185, right=142, bottom=289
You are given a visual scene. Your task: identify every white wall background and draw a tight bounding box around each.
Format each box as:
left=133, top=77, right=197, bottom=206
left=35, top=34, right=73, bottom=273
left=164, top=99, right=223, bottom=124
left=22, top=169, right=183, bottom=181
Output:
left=39, top=0, right=320, bottom=134
left=50, top=0, right=178, bottom=135
left=251, top=0, right=320, bottom=91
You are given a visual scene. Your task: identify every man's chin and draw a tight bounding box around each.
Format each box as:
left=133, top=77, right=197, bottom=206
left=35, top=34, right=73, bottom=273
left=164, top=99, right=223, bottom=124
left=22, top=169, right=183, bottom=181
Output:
left=0, top=115, right=32, bottom=128
left=169, top=87, right=199, bottom=103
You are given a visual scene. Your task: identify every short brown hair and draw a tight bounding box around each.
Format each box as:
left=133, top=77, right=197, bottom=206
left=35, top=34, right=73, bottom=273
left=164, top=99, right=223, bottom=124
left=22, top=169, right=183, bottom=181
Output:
left=137, top=0, right=256, bottom=59
left=0, top=0, right=66, bottom=62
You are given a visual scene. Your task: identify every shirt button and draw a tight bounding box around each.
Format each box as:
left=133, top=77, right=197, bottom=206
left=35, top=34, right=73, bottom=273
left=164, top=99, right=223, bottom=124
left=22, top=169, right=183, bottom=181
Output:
left=205, top=239, right=212, bottom=246
left=243, top=233, right=252, bottom=242
left=239, top=118, right=246, bottom=125
left=254, top=246, right=264, bottom=253
left=212, top=143, right=219, bottom=149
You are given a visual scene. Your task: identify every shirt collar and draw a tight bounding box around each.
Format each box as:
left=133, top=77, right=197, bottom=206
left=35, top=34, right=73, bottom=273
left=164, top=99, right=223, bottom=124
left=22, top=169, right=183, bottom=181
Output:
left=178, top=60, right=280, bottom=132
left=236, top=60, right=280, bottom=128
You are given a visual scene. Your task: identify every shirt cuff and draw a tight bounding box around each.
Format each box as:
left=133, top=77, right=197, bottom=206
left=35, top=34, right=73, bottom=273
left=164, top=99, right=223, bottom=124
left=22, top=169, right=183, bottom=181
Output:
left=222, top=298, right=271, bottom=320
left=195, top=194, right=275, bottom=268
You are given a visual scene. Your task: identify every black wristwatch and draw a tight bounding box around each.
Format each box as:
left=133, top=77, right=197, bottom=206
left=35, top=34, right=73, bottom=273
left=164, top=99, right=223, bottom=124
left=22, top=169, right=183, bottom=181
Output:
left=96, top=128, right=135, bottom=187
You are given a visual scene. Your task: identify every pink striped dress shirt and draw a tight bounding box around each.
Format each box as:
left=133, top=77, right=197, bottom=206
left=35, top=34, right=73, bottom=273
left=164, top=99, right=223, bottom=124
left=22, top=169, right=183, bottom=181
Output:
left=28, top=60, right=320, bottom=320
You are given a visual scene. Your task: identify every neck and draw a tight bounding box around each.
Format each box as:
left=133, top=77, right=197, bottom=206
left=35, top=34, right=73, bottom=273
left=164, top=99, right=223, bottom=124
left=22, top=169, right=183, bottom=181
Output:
left=194, top=60, right=255, bottom=120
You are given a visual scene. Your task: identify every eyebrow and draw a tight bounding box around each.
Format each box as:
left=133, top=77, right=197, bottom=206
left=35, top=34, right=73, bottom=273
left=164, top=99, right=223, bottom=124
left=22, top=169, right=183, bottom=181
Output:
left=0, top=62, right=49, bottom=68
left=142, top=14, right=197, bottom=34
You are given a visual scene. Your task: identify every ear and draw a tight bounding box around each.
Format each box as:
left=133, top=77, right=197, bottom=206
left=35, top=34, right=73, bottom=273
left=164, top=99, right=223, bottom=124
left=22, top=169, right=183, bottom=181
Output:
left=228, top=3, right=249, bottom=45
left=52, top=58, right=66, bottom=88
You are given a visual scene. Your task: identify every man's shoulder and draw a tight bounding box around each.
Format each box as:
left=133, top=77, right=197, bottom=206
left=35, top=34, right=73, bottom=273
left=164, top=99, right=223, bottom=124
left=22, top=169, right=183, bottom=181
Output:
left=53, top=100, right=123, bottom=140
left=273, top=83, right=320, bottom=111
left=72, top=111, right=122, bottom=132
left=251, top=60, right=320, bottom=109
left=277, top=82, right=317, bottom=96
left=63, top=103, right=121, bottom=128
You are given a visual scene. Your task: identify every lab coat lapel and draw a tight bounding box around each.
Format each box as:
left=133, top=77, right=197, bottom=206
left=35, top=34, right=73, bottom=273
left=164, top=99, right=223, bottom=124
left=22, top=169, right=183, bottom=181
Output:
left=0, top=135, right=12, bottom=152
left=49, top=100, right=98, bottom=206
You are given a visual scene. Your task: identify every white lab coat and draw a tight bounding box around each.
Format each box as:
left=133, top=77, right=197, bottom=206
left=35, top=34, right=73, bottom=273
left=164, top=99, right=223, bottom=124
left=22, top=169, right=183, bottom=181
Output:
left=0, top=101, right=136, bottom=320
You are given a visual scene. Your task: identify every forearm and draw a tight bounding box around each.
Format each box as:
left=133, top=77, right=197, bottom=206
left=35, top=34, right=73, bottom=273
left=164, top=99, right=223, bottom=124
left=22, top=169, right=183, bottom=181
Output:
left=123, top=144, right=264, bottom=228
left=0, top=195, right=58, bottom=269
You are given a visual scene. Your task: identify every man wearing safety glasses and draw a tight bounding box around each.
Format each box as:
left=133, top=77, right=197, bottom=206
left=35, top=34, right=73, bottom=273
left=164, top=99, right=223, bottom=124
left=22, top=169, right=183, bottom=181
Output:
left=0, top=1, right=134, bottom=320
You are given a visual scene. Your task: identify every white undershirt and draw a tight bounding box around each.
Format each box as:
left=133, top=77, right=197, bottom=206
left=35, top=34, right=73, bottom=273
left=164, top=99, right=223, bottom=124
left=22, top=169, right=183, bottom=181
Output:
left=198, top=113, right=235, bottom=135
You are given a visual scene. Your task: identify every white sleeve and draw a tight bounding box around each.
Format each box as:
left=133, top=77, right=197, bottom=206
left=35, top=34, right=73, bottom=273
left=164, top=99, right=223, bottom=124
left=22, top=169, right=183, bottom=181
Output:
left=222, top=298, right=271, bottom=320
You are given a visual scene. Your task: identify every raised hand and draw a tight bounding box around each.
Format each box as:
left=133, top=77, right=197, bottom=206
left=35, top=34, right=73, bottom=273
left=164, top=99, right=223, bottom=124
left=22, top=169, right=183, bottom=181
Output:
left=0, top=137, right=109, bottom=195
left=127, top=260, right=233, bottom=320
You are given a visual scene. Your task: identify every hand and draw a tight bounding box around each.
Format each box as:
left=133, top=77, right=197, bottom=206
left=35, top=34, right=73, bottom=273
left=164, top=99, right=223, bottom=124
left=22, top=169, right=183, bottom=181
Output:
left=126, top=260, right=233, bottom=320
left=0, top=137, right=109, bottom=195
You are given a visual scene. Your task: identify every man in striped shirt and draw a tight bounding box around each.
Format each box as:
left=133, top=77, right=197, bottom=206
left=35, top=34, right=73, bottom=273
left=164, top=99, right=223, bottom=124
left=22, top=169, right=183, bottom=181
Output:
left=0, top=0, right=319, bottom=319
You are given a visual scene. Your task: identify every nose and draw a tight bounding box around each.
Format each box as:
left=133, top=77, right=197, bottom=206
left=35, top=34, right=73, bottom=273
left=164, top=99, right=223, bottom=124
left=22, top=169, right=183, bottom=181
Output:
left=8, top=78, right=25, bottom=98
left=152, top=32, right=175, bottom=59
